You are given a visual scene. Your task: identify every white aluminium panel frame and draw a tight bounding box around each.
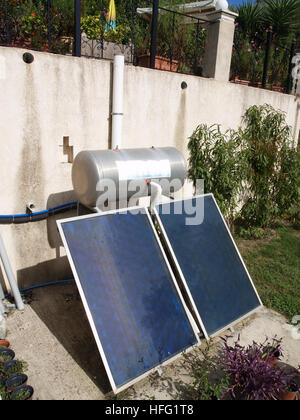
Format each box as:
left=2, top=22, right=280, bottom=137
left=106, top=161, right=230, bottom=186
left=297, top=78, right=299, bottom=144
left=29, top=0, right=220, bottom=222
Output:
left=154, top=193, right=263, bottom=341
left=57, top=205, right=201, bottom=394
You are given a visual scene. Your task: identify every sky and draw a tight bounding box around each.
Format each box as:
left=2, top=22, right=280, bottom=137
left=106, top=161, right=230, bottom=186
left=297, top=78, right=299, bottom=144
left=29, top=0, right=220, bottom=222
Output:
left=228, top=0, right=254, bottom=6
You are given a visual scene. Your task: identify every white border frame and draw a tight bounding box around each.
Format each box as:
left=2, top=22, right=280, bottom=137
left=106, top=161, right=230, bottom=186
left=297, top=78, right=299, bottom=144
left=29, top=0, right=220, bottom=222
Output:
left=153, top=193, right=263, bottom=341
left=57, top=206, right=201, bottom=394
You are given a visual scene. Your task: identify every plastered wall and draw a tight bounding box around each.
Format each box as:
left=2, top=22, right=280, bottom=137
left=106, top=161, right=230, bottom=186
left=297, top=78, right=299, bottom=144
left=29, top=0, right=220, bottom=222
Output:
left=0, top=47, right=299, bottom=288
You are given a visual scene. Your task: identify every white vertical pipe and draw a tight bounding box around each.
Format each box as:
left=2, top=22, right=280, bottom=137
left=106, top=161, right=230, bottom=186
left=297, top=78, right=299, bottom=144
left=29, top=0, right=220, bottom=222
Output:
left=150, top=182, right=163, bottom=212
left=0, top=277, right=4, bottom=300
left=111, top=54, right=125, bottom=150
left=0, top=236, right=24, bottom=311
left=0, top=299, right=5, bottom=315
left=0, top=279, right=5, bottom=314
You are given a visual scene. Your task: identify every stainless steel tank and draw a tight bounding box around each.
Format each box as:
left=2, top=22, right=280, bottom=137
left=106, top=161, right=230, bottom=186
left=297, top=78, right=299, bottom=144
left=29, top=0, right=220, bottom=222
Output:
left=72, top=147, right=187, bottom=208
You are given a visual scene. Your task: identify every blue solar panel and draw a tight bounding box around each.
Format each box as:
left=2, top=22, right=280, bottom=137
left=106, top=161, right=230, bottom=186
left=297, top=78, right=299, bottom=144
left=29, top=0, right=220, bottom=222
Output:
left=155, top=195, right=262, bottom=338
left=58, top=208, right=199, bottom=392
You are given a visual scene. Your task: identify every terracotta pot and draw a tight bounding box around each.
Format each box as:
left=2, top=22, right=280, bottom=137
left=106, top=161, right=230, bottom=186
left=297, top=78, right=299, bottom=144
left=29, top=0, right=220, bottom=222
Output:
left=250, top=81, right=262, bottom=88
left=0, top=339, right=10, bottom=348
left=232, top=78, right=250, bottom=86
left=262, top=347, right=281, bottom=365
left=138, top=54, right=179, bottom=72
left=272, top=86, right=284, bottom=93
left=279, top=390, right=297, bottom=400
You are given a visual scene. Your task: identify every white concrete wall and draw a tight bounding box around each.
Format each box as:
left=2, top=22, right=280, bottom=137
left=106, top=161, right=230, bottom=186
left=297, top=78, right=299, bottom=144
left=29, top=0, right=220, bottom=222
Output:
left=0, top=47, right=299, bottom=288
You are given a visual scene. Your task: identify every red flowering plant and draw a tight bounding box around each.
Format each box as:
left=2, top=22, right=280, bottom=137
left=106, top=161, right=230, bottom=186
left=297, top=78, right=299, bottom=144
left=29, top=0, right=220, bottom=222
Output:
left=20, top=13, right=47, bottom=47
left=0, top=0, right=24, bottom=45
left=0, top=0, right=73, bottom=52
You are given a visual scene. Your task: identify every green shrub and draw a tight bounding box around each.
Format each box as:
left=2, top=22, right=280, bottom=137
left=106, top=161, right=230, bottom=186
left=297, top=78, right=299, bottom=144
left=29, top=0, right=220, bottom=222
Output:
left=81, top=15, right=131, bottom=44
left=175, top=345, right=230, bottom=400
left=188, top=124, right=247, bottom=226
left=286, top=205, right=300, bottom=227
left=188, top=104, right=299, bottom=230
left=240, top=104, right=300, bottom=228
left=21, top=14, right=47, bottom=47
left=81, top=14, right=105, bottom=40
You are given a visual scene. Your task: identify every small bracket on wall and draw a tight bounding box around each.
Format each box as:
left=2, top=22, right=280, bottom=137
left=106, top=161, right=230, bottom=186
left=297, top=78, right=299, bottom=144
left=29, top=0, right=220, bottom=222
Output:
left=26, top=202, right=36, bottom=214
left=61, top=136, right=74, bottom=164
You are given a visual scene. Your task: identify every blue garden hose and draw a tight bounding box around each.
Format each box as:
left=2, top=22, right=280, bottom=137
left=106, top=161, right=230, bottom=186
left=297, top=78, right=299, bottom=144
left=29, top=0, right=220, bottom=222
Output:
left=0, top=202, right=78, bottom=298
left=0, top=202, right=78, bottom=224
left=4, top=279, right=75, bottom=299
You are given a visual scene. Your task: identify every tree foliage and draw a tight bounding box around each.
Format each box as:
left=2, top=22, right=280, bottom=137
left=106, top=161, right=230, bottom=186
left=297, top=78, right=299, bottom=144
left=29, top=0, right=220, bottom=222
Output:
left=231, top=0, right=300, bottom=85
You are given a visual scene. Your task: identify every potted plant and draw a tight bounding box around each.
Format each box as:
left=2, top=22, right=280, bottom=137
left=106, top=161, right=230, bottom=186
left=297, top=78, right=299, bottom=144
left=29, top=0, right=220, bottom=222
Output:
left=10, top=385, right=34, bottom=401
left=0, top=377, right=9, bottom=401
left=280, top=381, right=299, bottom=400
left=138, top=54, right=179, bottom=72
left=20, top=13, right=47, bottom=49
left=262, top=337, right=282, bottom=366
left=0, top=340, right=10, bottom=348
left=137, top=9, right=206, bottom=74
left=0, top=348, right=15, bottom=365
left=2, top=359, right=26, bottom=376
left=250, top=81, right=262, bottom=88
left=0, top=376, right=5, bottom=387
left=277, top=363, right=300, bottom=400
left=6, top=373, right=28, bottom=392
left=220, top=336, right=296, bottom=400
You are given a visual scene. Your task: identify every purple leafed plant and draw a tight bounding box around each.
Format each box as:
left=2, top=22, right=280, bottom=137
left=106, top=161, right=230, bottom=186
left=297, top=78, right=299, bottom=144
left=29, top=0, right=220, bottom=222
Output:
left=220, top=336, right=296, bottom=400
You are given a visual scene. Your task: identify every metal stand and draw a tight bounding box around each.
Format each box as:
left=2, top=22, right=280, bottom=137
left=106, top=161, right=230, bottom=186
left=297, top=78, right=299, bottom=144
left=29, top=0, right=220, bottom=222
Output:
left=0, top=236, right=24, bottom=311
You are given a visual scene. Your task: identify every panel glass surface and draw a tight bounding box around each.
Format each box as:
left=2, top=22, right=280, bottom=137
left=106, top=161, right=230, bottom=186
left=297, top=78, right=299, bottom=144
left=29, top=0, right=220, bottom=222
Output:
left=59, top=209, right=198, bottom=389
left=156, top=195, right=261, bottom=336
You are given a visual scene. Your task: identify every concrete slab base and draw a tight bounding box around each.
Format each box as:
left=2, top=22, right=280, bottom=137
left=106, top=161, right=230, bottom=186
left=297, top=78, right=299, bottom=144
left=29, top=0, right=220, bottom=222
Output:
left=4, top=285, right=299, bottom=400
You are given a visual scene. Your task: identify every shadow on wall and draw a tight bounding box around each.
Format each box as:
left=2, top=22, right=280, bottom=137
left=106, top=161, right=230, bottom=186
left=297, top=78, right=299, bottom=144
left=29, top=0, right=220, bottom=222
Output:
left=14, top=190, right=77, bottom=289
left=46, top=190, right=78, bottom=253
left=174, top=90, right=187, bottom=155
left=17, top=256, right=73, bottom=290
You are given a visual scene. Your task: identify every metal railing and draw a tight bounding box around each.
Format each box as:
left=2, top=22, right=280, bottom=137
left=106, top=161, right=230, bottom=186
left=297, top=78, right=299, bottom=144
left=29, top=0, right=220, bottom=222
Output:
left=0, top=0, right=75, bottom=55
left=0, top=0, right=208, bottom=76
left=145, top=0, right=207, bottom=74
left=230, top=26, right=297, bottom=94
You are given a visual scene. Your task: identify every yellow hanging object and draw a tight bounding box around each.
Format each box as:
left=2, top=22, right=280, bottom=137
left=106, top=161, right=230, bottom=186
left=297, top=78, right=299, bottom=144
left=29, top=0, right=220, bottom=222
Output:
left=106, top=0, right=116, bottom=30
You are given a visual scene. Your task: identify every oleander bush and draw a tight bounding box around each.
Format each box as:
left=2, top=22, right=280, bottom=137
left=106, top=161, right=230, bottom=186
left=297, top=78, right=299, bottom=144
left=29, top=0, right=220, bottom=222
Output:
left=188, top=104, right=300, bottom=231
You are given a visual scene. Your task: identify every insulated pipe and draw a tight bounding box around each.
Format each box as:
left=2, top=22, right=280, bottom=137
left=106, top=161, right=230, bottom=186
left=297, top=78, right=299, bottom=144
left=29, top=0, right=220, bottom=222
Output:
left=111, top=54, right=125, bottom=150
left=0, top=236, right=24, bottom=311
left=0, top=201, right=77, bottom=224
left=150, top=181, right=163, bottom=212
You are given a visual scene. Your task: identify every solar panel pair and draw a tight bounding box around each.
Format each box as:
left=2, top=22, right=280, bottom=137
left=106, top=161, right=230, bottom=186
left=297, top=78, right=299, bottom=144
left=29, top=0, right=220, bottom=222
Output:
left=57, top=207, right=200, bottom=394
left=58, top=194, right=262, bottom=393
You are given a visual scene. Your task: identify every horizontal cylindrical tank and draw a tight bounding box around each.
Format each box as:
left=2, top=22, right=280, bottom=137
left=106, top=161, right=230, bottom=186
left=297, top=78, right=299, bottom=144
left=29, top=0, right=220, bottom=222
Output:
left=72, top=147, right=186, bottom=208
